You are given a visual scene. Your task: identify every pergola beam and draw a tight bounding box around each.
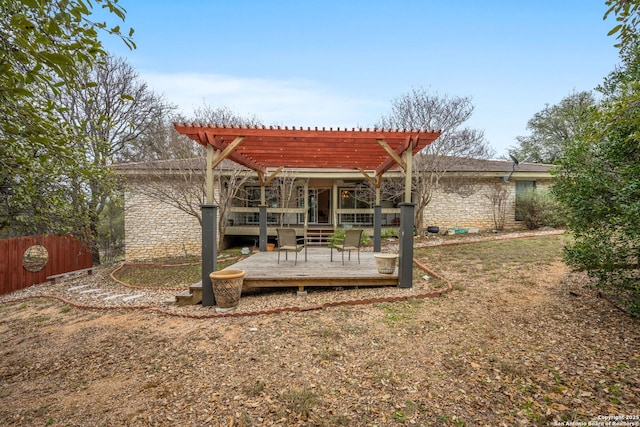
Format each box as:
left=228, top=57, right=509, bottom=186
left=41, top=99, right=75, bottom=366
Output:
left=210, top=136, right=246, bottom=169
left=200, top=131, right=267, bottom=174
left=358, top=168, right=383, bottom=189
left=375, top=139, right=406, bottom=171
left=375, top=135, right=415, bottom=175
left=257, top=166, right=284, bottom=186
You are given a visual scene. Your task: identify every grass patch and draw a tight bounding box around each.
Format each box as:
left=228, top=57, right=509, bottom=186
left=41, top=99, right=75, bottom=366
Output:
left=318, top=347, right=342, bottom=361
left=414, top=235, right=568, bottom=274
left=243, top=379, right=267, bottom=397
left=280, top=387, right=318, bottom=417
left=115, top=262, right=200, bottom=288
left=413, top=262, right=448, bottom=288
left=113, top=250, right=249, bottom=288
left=112, top=236, right=566, bottom=290
left=376, top=299, right=422, bottom=325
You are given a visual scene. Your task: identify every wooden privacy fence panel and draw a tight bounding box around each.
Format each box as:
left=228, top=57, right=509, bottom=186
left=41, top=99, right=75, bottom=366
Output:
left=0, top=235, right=93, bottom=295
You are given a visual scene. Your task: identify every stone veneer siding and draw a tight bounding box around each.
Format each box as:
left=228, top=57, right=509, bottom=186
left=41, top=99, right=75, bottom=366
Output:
left=124, top=178, right=552, bottom=260
left=423, top=178, right=551, bottom=231
left=125, top=188, right=202, bottom=261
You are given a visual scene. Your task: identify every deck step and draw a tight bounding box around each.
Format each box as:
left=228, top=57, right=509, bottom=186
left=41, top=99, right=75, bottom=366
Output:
left=189, top=282, right=203, bottom=302
left=175, top=289, right=194, bottom=306
left=305, top=228, right=334, bottom=246
left=175, top=281, right=203, bottom=306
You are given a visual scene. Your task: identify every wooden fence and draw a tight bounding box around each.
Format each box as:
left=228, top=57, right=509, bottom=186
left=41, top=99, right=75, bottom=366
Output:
left=0, top=235, right=93, bottom=296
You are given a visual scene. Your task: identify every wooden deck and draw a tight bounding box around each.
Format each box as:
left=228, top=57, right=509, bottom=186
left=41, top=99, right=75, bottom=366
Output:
left=228, top=247, right=398, bottom=292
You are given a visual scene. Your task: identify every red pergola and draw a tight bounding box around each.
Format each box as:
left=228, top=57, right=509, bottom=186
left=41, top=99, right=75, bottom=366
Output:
left=173, top=124, right=441, bottom=176
left=173, top=123, right=442, bottom=304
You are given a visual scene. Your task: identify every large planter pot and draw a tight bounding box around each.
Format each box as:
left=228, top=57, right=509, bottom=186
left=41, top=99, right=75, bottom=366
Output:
left=374, top=254, right=398, bottom=274
left=209, top=269, right=245, bottom=310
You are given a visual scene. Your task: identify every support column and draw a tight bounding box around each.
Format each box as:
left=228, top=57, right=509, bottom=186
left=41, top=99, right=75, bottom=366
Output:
left=303, top=182, right=309, bottom=229
left=201, top=204, right=218, bottom=306
left=404, top=144, right=413, bottom=204
left=205, top=145, right=214, bottom=203
left=373, top=205, right=382, bottom=252
left=259, top=204, right=267, bottom=251
left=398, top=202, right=414, bottom=288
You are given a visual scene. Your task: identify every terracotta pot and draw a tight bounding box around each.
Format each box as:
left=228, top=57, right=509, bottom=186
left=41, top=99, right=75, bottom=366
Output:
left=209, top=269, right=245, bottom=309
left=267, top=243, right=275, bottom=252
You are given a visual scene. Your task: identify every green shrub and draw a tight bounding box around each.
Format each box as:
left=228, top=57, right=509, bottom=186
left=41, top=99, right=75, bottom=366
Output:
left=515, top=189, right=566, bottom=230
left=381, top=228, right=398, bottom=239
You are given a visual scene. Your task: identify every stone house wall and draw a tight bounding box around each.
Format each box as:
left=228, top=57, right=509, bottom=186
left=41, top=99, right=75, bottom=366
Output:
left=424, top=178, right=515, bottom=231
left=423, top=178, right=552, bottom=231
left=124, top=177, right=553, bottom=260
left=124, top=187, right=202, bottom=261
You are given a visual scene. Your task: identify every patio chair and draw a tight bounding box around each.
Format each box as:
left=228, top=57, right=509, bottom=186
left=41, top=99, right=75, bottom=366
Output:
left=331, top=228, right=364, bottom=265
left=276, top=228, right=307, bottom=265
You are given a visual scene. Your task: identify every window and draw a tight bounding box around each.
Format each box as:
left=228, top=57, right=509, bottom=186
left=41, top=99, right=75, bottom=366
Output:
left=245, top=187, right=261, bottom=207
left=243, top=186, right=279, bottom=208
left=339, top=186, right=373, bottom=209
left=338, top=185, right=374, bottom=225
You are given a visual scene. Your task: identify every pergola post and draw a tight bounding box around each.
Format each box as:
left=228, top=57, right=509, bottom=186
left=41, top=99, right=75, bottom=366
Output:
left=398, top=202, right=414, bottom=288
left=373, top=205, right=382, bottom=252
left=205, top=145, right=214, bottom=203
left=303, top=182, right=309, bottom=229
left=259, top=204, right=268, bottom=251
left=398, top=142, right=415, bottom=288
left=201, top=204, right=218, bottom=306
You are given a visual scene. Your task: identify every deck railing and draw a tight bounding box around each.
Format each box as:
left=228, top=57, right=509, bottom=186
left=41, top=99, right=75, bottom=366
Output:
left=228, top=207, right=401, bottom=227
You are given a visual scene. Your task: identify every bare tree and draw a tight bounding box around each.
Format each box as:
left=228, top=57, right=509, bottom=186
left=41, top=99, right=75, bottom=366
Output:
left=267, top=172, right=307, bottom=227
left=486, top=182, right=509, bottom=231
left=126, top=104, right=262, bottom=251
left=129, top=158, right=252, bottom=251
left=193, top=104, right=262, bottom=128
left=121, top=113, right=201, bottom=162
left=56, top=54, right=174, bottom=263
left=216, top=166, right=254, bottom=249
left=376, top=87, right=494, bottom=234
left=192, top=105, right=261, bottom=247
left=131, top=158, right=206, bottom=224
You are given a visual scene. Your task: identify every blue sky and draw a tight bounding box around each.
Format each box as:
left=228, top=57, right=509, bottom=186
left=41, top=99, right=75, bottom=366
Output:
left=98, top=0, right=621, bottom=157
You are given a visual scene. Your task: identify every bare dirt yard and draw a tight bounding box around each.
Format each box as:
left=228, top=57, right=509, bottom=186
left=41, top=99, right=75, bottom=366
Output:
left=0, top=233, right=638, bottom=426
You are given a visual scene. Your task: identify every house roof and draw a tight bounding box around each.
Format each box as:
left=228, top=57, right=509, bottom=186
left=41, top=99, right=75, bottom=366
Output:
left=113, top=157, right=207, bottom=171
left=113, top=156, right=554, bottom=175
left=438, top=157, right=554, bottom=173
left=173, top=124, right=441, bottom=175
